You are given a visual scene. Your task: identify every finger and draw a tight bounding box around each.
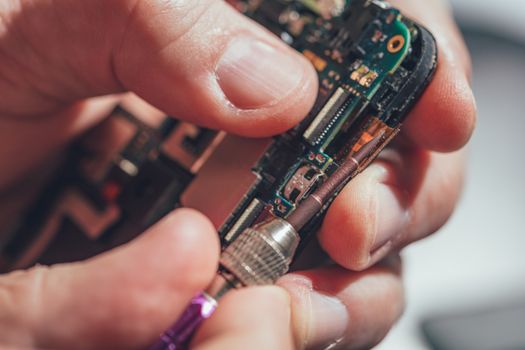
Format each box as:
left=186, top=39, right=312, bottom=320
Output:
left=1, top=0, right=317, bottom=136
left=278, top=255, right=404, bottom=350
left=390, top=0, right=477, bottom=152
left=193, top=286, right=294, bottom=350
left=0, top=209, right=220, bottom=349
left=320, top=144, right=466, bottom=270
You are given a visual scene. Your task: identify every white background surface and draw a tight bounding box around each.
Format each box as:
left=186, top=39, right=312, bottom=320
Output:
left=452, top=0, right=525, bottom=42
left=376, top=1, right=525, bottom=349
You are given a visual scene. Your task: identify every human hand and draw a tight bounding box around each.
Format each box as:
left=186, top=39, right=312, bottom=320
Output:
left=278, top=0, right=476, bottom=349
left=0, top=0, right=475, bottom=349
left=0, top=0, right=312, bottom=348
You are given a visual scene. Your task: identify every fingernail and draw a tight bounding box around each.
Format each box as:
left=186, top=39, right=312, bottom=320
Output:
left=308, top=292, right=348, bottom=349
left=217, top=36, right=305, bottom=109
left=371, top=183, right=408, bottom=252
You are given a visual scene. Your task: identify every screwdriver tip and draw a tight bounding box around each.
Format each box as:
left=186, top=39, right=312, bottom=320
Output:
left=353, top=132, right=384, bottom=164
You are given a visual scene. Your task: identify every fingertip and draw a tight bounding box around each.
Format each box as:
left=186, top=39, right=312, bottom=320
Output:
left=319, top=167, right=382, bottom=271
left=279, top=264, right=405, bottom=350
left=385, top=0, right=476, bottom=152
left=67, top=208, right=219, bottom=299
left=131, top=209, right=220, bottom=291
left=263, top=52, right=320, bottom=134
left=194, top=286, right=293, bottom=350
left=405, top=51, right=477, bottom=152
left=162, top=208, right=220, bottom=260
left=5, top=209, right=221, bottom=349
left=116, top=0, right=319, bottom=138
left=214, top=50, right=319, bottom=137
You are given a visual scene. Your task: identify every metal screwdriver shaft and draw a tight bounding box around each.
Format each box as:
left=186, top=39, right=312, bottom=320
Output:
left=287, top=134, right=383, bottom=231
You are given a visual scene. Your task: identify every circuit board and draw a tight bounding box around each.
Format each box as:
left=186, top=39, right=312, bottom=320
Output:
left=0, top=0, right=437, bottom=271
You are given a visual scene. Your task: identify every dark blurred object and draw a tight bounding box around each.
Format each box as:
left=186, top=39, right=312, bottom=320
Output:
left=422, top=301, right=525, bottom=350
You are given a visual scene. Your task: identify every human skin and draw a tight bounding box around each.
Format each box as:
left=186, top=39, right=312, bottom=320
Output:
left=0, top=0, right=476, bottom=349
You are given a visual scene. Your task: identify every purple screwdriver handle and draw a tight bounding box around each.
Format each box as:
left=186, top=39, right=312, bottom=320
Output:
left=148, top=292, right=218, bottom=350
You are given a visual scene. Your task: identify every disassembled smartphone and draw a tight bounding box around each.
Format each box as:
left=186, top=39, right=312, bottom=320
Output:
left=0, top=0, right=437, bottom=272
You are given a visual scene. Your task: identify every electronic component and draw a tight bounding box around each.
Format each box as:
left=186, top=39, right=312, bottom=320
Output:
left=299, top=0, right=346, bottom=18
left=282, top=164, right=325, bottom=204
left=304, top=87, right=352, bottom=145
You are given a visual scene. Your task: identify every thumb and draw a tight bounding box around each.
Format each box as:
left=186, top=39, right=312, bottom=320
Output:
left=2, top=0, right=318, bottom=136
left=0, top=209, right=220, bottom=349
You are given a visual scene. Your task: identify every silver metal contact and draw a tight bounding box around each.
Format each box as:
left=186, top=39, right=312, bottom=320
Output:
left=219, top=218, right=300, bottom=286
left=205, top=274, right=238, bottom=300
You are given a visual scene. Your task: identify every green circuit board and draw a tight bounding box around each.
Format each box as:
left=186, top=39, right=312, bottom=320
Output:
left=223, top=0, right=436, bottom=226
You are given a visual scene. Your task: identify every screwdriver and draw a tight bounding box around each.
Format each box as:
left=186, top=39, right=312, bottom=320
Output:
left=148, top=134, right=383, bottom=350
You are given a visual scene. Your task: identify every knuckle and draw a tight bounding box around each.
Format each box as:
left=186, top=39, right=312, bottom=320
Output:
left=121, top=0, right=215, bottom=47
left=113, top=0, right=221, bottom=86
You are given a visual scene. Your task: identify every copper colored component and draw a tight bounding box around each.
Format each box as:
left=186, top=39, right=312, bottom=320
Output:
left=387, top=35, right=405, bottom=53
left=303, top=50, right=328, bottom=72
left=287, top=134, right=383, bottom=230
